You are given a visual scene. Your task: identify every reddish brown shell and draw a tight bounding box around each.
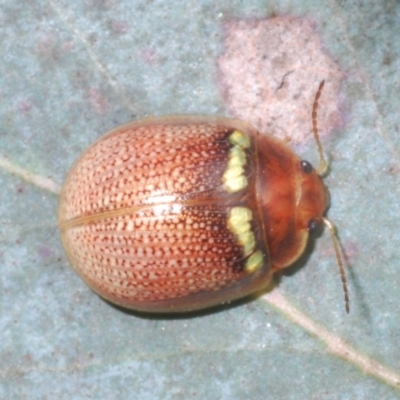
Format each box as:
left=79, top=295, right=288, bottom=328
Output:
left=58, top=116, right=328, bottom=312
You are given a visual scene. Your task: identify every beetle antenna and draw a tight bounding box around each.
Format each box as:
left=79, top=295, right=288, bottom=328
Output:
left=322, top=217, right=350, bottom=313
left=312, top=80, right=328, bottom=175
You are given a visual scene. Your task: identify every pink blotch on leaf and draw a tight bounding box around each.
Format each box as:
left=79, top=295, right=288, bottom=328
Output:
left=110, top=20, right=129, bottom=34
left=17, top=100, right=33, bottom=114
left=37, top=245, right=54, bottom=259
left=218, top=16, right=345, bottom=144
left=87, top=88, right=108, bottom=114
left=342, top=240, right=359, bottom=267
left=139, top=48, right=159, bottom=66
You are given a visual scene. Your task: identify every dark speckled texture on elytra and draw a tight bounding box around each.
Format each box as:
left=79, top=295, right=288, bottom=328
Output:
left=59, top=117, right=271, bottom=312
left=59, top=116, right=328, bottom=312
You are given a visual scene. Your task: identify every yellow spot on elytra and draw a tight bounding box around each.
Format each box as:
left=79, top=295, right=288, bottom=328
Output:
left=228, top=146, right=247, bottom=166
left=224, top=176, right=248, bottom=192
left=223, top=165, right=244, bottom=180
left=238, top=232, right=256, bottom=255
left=222, top=130, right=250, bottom=193
left=229, top=130, right=250, bottom=148
left=228, top=207, right=252, bottom=227
left=245, top=251, right=264, bottom=272
left=228, top=207, right=255, bottom=256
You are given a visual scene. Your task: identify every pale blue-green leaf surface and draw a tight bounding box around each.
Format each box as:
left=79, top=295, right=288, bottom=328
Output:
left=1, top=1, right=400, bottom=399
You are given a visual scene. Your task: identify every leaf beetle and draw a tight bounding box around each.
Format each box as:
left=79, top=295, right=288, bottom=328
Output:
left=58, top=81, right=349, bottom=313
